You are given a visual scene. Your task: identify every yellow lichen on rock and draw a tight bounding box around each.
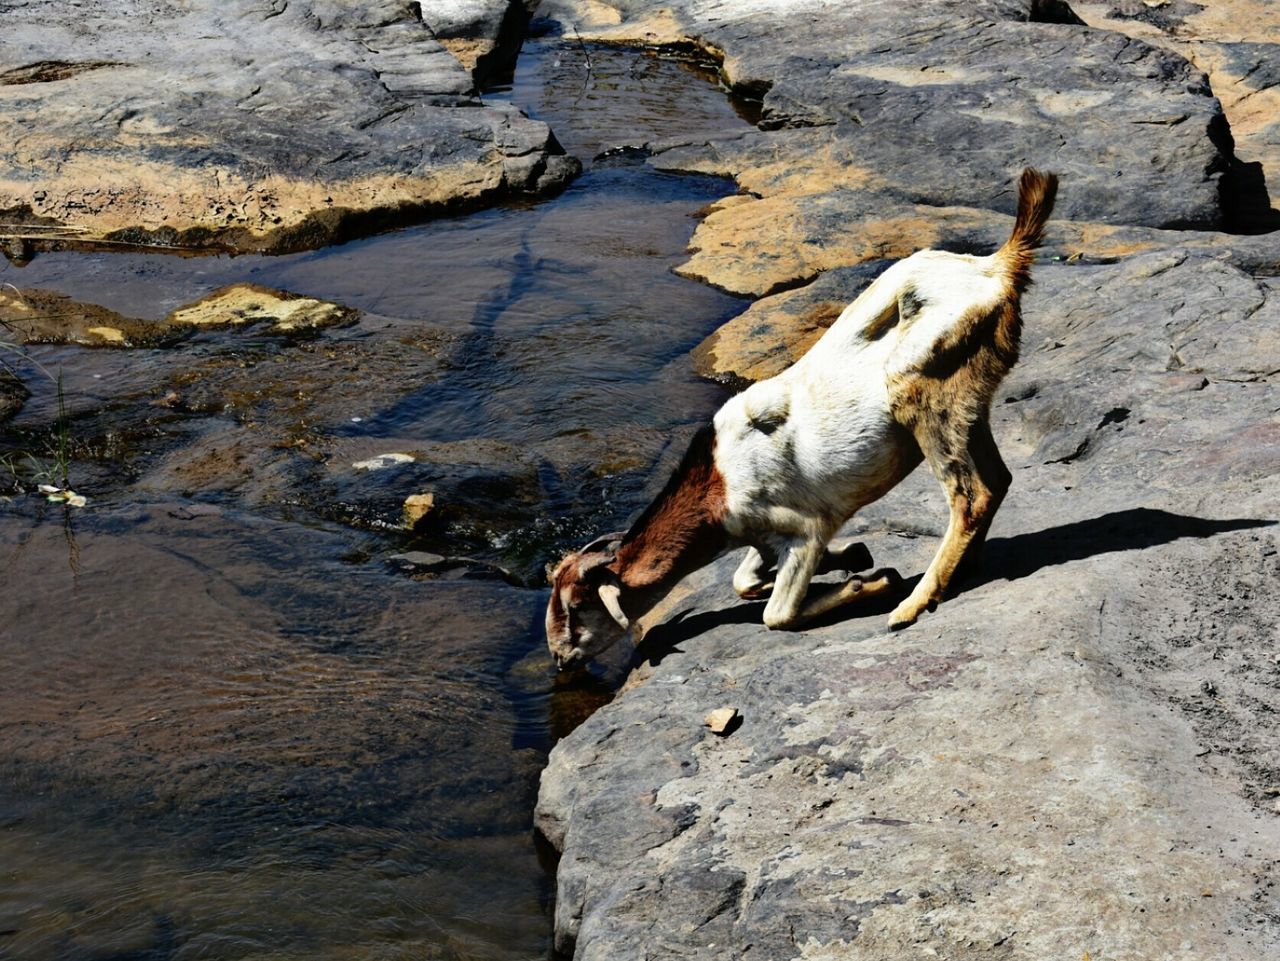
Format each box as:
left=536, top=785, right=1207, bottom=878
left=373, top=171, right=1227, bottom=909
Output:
left=165, top=285, right=357, bottom=333
left=677, top=196, right=945, bottom=298
left=86, top=326, right=126, bottom=344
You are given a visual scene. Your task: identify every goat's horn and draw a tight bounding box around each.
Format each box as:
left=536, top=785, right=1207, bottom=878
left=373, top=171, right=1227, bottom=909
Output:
left=580, top=530, right=627, bottom=554
left=577, top=552, right=616, bottom=574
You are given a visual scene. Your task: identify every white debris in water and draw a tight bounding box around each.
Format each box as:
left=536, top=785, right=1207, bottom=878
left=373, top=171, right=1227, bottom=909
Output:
left=352, top=453, right=415, bottom=471
left=37, top=484, right=88, bottom=507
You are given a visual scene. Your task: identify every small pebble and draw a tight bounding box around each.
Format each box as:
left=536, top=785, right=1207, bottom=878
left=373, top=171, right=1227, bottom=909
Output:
left=705, top=707, right=738, bottom=735
left=403, top=492, right=436, bottom=529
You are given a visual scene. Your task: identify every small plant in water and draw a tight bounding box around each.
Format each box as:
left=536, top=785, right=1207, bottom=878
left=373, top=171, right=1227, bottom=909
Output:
left=0, top=291, right=84, bottom=504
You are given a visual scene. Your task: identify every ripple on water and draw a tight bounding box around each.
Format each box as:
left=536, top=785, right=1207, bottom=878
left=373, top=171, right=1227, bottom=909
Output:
left=0, top=37, right=755, bottom=961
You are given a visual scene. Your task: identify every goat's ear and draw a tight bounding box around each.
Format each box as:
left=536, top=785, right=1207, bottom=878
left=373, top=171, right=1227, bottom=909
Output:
left=545, top=560, right=559, bottom=585
left=597, top=581, right=629, bottom=630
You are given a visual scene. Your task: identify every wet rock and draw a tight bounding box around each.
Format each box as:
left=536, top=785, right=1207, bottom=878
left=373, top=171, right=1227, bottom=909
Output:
left=0, top=284, right=359, bottom=346
left=0, top=286, right=174, bottom=347
left=352, top=453, right=417, bottom=472
left=167, top=285, right=359, bottom=334
left=0, top=0, right=579, bottom=255
left=402, top=492, right=437, bottom=529
left=0, top=368, right=29, bottom=422
left=388, top=549, right=517, bottom=582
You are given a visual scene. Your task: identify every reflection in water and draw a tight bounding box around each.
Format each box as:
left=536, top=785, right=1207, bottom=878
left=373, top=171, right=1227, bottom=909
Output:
left=0, top=38, right=753, bottom=961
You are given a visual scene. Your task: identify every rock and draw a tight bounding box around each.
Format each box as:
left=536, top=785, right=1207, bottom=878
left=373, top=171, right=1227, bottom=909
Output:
left=527, top=5, right=1280, bottom=941
left=0, top=368, right=29, bottom=422
left=0, top=0, right=579, bottom=255
left=388, top=550, right=516, bottom=583
left=546, top=0, right=1234, bottom=270
left=0, top=283, right=359, bottom=346
left=538, top=238, right=1280, bottom=957
left=387, top=550, right=451, bottom=571
left=421, top=0, right=533, bottom=82
left=165, top=284, right=359, bottom=334
left=0, top=286, right=173, bottom=347
left=403, top=492, right=437, bottom=529
left=352, top=453, right=416, bottom=472
left=703, top=707, right=738, bottom=734
left=1070, top=2, right=1280, bottom=232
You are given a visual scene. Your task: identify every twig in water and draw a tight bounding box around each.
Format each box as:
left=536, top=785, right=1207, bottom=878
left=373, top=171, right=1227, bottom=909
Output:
left=570, top=24, right=595, bottom=105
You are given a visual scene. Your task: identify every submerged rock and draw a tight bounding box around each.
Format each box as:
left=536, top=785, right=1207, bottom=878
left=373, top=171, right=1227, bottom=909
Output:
left=0, top=0, right=579, bottom=255
left=402, top=492, right=438, bottom=530
left=0, top=368, right=29, bottom=422
left=167, top=285, right=359, bottom=334
left=0, top=284, right=359, bottom=346
left=0, top=286, right=174, bottom=347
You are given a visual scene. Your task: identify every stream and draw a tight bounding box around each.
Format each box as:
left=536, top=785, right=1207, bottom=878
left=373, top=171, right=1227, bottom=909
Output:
left=0, top=35, right=753, bottom=961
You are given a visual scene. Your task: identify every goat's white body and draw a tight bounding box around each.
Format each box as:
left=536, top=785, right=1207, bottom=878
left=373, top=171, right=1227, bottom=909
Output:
left=714, top=250, right=1006, bottom=540
left=546, top=168, right=1056, bottom=664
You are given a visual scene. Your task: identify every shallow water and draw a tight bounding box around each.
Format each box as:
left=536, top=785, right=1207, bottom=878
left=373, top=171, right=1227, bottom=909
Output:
left=0, top=38, right=750, bottom=961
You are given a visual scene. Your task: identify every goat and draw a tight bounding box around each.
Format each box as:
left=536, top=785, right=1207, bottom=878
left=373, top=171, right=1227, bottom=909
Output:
left=547, top=168, right=1058, bottom=669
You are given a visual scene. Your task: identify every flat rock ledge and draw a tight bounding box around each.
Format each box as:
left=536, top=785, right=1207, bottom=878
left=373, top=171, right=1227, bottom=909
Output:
left=535, top=1, right=1280, bottom=958
left=0, top=0, right=577, bottom=255
left=537, top=242, right=1280, bottom=960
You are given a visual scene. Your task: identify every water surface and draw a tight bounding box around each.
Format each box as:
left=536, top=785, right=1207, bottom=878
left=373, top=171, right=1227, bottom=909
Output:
left=0, top=38, right=751, bottom=961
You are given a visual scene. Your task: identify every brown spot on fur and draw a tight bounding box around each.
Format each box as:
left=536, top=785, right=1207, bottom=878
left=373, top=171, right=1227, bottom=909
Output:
left=615, top=425, right=730, bottom=593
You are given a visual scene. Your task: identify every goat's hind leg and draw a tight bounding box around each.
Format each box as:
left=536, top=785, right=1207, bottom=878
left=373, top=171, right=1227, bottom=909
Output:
left=795, top=567, right=902, bottom=624
left=888, top=417, right=1011, bottom=628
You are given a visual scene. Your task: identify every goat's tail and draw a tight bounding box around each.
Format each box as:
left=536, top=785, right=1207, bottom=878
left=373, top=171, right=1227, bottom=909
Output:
left=996, top=167, right=1058, bottom=292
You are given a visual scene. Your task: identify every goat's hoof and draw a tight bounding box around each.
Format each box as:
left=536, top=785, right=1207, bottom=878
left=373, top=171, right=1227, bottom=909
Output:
left=887, top=602, right=921, bottom=630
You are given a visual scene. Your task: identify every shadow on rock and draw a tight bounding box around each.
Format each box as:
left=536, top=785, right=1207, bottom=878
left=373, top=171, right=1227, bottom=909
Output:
left=632, top=509, right=1272, bottom=663
left=633, top=599, right=767, bottom=668
left=980, top=508, right=1275, bottom=585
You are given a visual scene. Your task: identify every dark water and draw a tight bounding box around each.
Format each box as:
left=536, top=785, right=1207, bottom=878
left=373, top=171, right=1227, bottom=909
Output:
left=0, top=39, right=750, bottom=961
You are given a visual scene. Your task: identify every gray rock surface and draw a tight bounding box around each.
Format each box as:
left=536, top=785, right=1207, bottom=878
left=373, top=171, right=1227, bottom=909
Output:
left=538, top=246, right=1280, bottom=960
left=0, top=0, right=578, bottom=253
left=534, top=1, right=1280, bottom=958
left=547, top=0, right=1234, bottom=234
left=421, top=0, right=534, bottom=80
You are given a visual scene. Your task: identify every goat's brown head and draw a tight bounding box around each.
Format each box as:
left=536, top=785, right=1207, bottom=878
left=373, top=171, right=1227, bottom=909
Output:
left=545, top=532, right=629, bottom=670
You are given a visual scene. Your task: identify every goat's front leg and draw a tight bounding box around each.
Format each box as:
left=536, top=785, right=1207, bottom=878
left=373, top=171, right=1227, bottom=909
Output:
left=733, top=545, right=777, bottom=599
left=761, top=538, right=825, bottom=629
left=736, top=539, right=871, bottom=601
